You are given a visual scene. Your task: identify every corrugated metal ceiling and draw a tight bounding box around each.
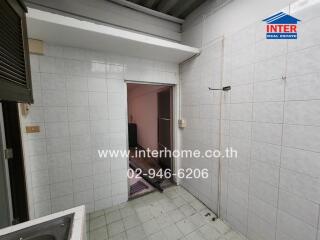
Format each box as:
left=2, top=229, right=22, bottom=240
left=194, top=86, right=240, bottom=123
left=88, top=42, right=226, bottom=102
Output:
left=125, top=0, right=207, bottom=19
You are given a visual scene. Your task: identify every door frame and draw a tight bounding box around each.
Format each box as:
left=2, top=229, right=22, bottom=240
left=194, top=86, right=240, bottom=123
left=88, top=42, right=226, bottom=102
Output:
left=1, top=102, right=29, bottom=224
left=157, top=87, right=173, bottom=174
left=0, top=103, right=13, bottom=227
left=124, top=80, right=180, bottom=194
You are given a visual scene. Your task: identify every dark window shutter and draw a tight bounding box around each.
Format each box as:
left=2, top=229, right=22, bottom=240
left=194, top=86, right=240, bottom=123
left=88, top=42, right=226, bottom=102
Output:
left=0, top=0, right=33, bottom=103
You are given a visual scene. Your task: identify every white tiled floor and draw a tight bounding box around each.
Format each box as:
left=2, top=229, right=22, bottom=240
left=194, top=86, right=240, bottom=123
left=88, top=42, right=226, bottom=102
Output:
left=87, top=186, right=247, bottom=240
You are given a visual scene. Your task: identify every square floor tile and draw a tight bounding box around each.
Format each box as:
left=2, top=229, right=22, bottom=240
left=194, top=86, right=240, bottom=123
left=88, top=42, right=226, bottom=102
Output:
left=162, top=225, right=183, bottom=240
left=224, top=231, right=247, bottom=240
left=180, top=192, right=197, bottom=203
left=142, top=219, right=159, bottom=235
left=148, top=230, right=168, bottom=240
left=176, top=218, right=198, bottom=235
left=179, top=204, right=196, bottom=217
left=155, top=213, right=173, bottom=229
left=120, top=206, right=135, bottom=218
left=107, top=210, right=122, bottom=224
left=90, top=227, right=108, bottom=240
left=109, top=232, right=127, bottom=240
left=185, top=230, right=206, bottom=240
left=85, top=186, right=247, bottom=240
left=149, top=203, right=165, bottom=217
left=108, top=220, right=125, bottom=237
left=126, top=225, right=147, bottom=240
left=90, top=215, right=106, bottom=231
left=199, top=224, right=221, bottom=240
left=210, top=220, right=230, bottom=235
left=123, top=214, right=141, bottom=230
left=90, top=210, right=105, bottom=220
left=168, top=209, right=185, bottom=223
left=165, top=189, right=179, bottom=199
left=172, top=196, right=186, bottom=207
left=159, top=199, right=176, bottom=213
left=189, top=213, right=206, bottom=228
left=105, top=205, right=119, bottom=214
left=190, top=200, right=206, bottom=211
left=136, top=209, right=153, bottom=223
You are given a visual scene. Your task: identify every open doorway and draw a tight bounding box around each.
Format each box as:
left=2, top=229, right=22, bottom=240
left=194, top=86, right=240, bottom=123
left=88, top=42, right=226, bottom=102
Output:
left=0, top=102, right=29, bottom=228
left=127, top=83, right=173, bottom=199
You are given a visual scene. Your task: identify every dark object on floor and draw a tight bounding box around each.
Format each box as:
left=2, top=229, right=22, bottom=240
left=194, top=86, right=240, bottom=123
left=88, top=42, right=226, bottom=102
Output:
left=0, top=214, right=74, bottom=240
left=129, top=147, right=174, bottom=193
left=212, top=217, right=217, bottom=221
left=128, top=123, right=138, bottom=148
left=130, top=180, right=149, bottom=195
left=129, top=148, right=165, bottom=192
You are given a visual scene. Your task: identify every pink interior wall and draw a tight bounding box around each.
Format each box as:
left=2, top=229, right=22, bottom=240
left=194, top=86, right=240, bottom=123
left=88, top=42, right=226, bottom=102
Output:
left=127, top=84, right=168, bottom=151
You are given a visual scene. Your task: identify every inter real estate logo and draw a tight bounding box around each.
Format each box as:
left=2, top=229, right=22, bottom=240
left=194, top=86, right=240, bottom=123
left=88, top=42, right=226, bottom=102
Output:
left=263, top=12, right=301, bottom=39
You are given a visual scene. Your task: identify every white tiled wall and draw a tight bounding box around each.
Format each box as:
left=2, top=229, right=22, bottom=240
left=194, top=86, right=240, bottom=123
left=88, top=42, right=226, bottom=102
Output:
left=181, top=0, right=320, bottom=239
left=22, top=43, right=178, bottom=219
left=180, top=38, right=223, bottom=213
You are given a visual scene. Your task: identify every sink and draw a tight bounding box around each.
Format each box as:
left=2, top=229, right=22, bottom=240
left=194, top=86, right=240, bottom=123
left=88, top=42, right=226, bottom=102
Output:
left=0, top=214, right=74, bottom=240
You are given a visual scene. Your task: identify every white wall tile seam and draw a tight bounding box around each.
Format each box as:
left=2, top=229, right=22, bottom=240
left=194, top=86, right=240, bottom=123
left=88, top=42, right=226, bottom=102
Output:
left=271, top=31, right=288, bottom=239
left=227, top=119, right=287, bottom=124
left=317, top=206, right=320, bottom=239
left=66, top=87, right=77, bottom=213
left=283, top=122, right=320, bottom=128
left=37, top=58, right=178, bottom=76
left=252, top=55, right=288, bottom=66
left=278, top=165, right=320, bottom=180
left=282, top=142, right=320, bottom=154
left=244, top=74, right=255, bottom=236
left=279, top=189, right=320, bottom=227
left=247, top=207, right=277, bottom=229
left=287, top=41, right=320, bottom=54
left=284, top=99, right=320, bottom=102
left=202, top=36, right=225, bottom=49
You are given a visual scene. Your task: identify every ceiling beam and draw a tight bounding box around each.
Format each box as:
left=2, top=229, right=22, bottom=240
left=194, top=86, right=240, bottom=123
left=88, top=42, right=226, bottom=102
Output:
left=156, top=0, right=180, bottom=13
left=127, top=0, right=141, bottom=3
left=108, top=0, right=184, bottom=23
left=180, top=0, right=207, bottom=18
left=143, top=0, right=161, bottom=9
left=169, top=0, right=202, bottom=18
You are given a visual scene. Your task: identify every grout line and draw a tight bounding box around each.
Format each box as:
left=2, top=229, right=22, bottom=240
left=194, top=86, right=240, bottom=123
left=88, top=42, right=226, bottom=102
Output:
left=245, top=43, right=256, bottom=238
left=224, top=58, right=232, bottom=223
left=217, top=37, right=225, bottom=218
left=228, top=98, right=320, bottom=103
left=63, top=53, right=75, bottom=215
left=37, top=55, right=53, bottom=216
left=274, top=13, right=290, bottom=238
left=316, top=205, right=320, bottom=240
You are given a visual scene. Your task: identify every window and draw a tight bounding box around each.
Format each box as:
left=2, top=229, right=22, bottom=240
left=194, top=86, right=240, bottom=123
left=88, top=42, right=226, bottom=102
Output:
left=0, top=0, right=33, bottom=103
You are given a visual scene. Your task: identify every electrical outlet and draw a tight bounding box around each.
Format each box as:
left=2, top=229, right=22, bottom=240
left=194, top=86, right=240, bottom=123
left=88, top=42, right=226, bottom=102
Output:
left=26, top=126, right=40, bottom=133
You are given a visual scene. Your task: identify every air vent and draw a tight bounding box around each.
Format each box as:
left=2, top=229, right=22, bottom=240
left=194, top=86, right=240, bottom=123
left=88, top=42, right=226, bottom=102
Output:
left=0, top=0, right=33, bottom=103
left=0, top=0, right=27, bottom=86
